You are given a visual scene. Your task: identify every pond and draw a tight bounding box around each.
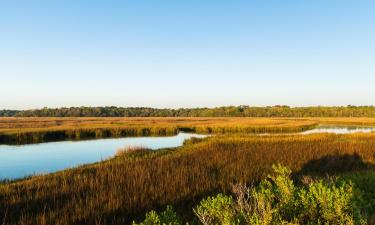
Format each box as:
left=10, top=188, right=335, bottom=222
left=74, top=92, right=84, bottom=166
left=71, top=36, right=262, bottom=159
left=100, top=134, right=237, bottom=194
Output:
left=0, top=132, right=206, bottom=180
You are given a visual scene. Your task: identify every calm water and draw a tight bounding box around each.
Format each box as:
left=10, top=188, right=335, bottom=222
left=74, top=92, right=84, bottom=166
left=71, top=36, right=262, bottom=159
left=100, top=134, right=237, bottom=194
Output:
left=0, top=132, right=206, bottom=180
left=301, top=126, right=375, bottom=134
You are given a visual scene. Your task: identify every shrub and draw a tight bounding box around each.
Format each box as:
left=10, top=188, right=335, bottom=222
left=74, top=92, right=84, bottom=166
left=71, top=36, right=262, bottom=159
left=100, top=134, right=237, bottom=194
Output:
left=194, top=165, right=367, bottom=225
left=194, top=194, right=238, bottom=225
left=134, top=206, right=182, bottom=225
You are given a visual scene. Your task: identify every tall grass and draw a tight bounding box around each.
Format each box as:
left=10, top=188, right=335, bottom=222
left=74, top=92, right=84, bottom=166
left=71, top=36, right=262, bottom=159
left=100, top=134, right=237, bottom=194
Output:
left=1, top=133, right=375, bottom=224
left=0, top=126, right=179, bottom=145
left=0, top=117, right=318, bottom=144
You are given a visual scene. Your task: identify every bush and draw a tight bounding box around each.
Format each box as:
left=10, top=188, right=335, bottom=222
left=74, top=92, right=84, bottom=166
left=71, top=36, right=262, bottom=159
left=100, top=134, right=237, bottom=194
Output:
left=193, top=165, right=367, bottom=225
left=194, top=194, right=238, bottom=225
left=133, top=206, right=182, bottom=225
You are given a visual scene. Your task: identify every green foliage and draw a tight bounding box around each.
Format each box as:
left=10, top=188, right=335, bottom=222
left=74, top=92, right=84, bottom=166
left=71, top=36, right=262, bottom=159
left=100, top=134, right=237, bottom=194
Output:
left=340, top=171, right=375, bottom=217
left=194, top=194, right=238, bottom=225
left=293, top=180, right=362, bottom=224
left=134, top=206, right=182, bottom=225
left=3, top=105, right=375, bottom=117
left=0, top=109, right=19, bottom=116
left=194, top=165, right=367, bottom=225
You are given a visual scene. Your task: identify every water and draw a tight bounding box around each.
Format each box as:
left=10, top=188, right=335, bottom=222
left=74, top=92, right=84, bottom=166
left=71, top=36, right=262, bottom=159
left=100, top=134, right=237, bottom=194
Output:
left=0, top=132, right=206, bottom=180
left=301, top=126, right=375, bottom=134
left=1, top=126, right=374, bottom=180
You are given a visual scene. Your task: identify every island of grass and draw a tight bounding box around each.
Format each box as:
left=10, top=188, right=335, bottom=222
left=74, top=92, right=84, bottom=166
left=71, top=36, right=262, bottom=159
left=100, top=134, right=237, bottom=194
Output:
left=2, top=117, right=375, bottom=145
left=0, top=117, right=320, bottom=144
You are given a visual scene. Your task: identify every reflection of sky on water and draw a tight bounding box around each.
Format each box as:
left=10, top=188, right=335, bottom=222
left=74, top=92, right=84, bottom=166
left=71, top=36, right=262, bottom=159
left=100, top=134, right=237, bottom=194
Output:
left=301, top=126, right=375, bottom=134
left=0, top=133, right=206, bottom=180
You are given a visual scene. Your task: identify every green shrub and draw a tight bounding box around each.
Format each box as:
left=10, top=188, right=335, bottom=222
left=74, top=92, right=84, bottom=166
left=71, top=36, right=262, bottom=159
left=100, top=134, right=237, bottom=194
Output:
left=193, top=165, right=367, bottom=225
left=134, top=206, right=182, bottom=225
left=194, top=194, right=238, bottom=225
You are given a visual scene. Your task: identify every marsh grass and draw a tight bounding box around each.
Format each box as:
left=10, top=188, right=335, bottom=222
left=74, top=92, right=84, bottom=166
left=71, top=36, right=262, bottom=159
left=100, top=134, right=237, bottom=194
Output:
left=115, top=146, right=150, bottom=157
left=1, top=133, right=375, bottom=224
left=0, top=117, right=319, bottom=144
left=2, top=117, right=375, bottom=145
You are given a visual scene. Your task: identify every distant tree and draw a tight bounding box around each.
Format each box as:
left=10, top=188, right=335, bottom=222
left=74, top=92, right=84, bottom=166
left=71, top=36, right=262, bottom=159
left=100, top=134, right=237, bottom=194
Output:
left=2, top=105, right=375, bottom=117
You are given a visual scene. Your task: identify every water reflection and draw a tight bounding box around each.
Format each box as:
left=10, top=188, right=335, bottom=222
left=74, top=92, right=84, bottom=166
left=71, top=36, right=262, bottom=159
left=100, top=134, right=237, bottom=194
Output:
left=0, top=132, right=206, bottom=180
left=301, top=126, right=375, bottom=134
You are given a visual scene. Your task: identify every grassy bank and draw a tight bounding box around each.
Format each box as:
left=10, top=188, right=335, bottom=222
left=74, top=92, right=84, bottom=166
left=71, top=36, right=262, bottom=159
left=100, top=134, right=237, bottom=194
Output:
left=0, top=126, right=180, bottom=145
left=0, top=117, right=319, bottom=144
left=1, top=133, right=375, bottom=224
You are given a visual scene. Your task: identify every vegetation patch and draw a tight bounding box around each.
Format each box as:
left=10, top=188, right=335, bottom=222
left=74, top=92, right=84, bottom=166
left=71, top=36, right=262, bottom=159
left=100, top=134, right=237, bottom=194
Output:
left=3, top=105, right=375, bottom=117
left=0, top=117, right=318, bottom=144
left=136, top=165, right=373, bottom=224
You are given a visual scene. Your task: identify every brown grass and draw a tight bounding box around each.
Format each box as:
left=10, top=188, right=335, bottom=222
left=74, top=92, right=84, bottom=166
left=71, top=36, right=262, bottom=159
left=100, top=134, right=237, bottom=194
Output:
left=0, top=117, right=319, bottom=144
left=0, top=117, right=319, bottom=132
left=2, top=117, right=375, bottom=134
left=114, top=146, right=150, bottom=157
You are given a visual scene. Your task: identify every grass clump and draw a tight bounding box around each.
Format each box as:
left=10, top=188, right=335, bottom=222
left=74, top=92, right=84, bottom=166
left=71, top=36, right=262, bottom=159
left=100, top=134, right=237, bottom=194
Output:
left=133, top=206, right=182, bottom=225
left=115, top=147, right=151, bottom=158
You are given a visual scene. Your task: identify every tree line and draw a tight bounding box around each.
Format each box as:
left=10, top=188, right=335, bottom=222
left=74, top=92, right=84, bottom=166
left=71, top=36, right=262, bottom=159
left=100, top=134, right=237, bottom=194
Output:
left=0, top=110, right=19, bottom=117
left=1, top=106, right=375, bottom=117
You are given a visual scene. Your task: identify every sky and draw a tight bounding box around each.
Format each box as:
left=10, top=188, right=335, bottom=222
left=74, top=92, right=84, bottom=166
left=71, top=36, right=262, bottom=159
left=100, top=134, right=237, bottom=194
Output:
left=0, top=0, right=374, bottom=109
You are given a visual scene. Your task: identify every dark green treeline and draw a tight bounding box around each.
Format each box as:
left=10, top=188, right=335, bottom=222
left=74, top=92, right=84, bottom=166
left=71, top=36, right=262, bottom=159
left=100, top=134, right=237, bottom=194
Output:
left=1, top=105, right=375, bottom=117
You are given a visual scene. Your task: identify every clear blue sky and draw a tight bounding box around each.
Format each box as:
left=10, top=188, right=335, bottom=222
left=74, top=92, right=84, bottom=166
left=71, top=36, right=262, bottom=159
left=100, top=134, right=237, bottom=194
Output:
left=1, top=0, right=374, bottom=109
